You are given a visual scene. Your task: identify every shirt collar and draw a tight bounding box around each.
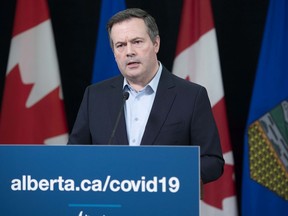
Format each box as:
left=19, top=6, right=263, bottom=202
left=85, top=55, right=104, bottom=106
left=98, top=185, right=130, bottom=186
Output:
left=123, top=62, right=163, bottom=93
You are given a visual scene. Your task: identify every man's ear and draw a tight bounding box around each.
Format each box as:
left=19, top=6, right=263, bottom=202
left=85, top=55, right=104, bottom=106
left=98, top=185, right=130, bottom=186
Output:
left=154, top=35, right=160, bottom=53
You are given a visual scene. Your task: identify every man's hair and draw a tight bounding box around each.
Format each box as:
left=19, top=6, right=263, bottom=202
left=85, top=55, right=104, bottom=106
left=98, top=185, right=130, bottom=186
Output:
left=107, top=8, right=159, bottom=49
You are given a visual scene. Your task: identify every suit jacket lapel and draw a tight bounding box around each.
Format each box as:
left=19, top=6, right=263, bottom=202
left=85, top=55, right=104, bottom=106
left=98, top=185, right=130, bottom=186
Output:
left=141, top=68, right=176, bottom=145
left=108, top=76, right=129, bottom=145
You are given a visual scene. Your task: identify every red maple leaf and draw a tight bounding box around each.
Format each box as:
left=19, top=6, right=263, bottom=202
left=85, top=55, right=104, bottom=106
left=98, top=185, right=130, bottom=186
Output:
left=0, top=65, right=67, bottom=144
left=203, top=163, right=236, bottom=209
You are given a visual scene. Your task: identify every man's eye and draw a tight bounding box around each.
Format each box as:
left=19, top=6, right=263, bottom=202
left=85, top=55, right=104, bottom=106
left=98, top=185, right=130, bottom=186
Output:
left=133, top=40, right=143, bottom=47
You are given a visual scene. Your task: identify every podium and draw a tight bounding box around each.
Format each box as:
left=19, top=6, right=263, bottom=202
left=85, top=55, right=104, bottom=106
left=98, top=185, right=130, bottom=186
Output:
left=0, top=145, right=200, bottom=215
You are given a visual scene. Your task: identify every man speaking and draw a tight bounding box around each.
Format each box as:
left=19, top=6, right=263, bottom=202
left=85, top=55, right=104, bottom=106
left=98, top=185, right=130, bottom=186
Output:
left=68, top=8, right=224, bottom=184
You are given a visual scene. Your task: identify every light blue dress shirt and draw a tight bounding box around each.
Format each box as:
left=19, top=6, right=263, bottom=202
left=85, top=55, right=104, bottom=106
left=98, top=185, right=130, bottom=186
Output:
left=123, top=63, right=162, bottom=146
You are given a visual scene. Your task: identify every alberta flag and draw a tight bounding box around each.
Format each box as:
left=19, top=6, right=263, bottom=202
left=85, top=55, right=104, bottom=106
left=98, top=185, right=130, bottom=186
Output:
left=91, top=0, right=126, bottom=83
left=172, top=0, right=238, bottom=215
left=0, top=0, right=68, bottom=144
left=241, top=0, right=288, bottom=215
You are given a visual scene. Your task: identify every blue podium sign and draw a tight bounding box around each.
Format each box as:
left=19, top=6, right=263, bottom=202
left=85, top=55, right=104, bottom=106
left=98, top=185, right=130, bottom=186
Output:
left=0, top=145, right=200, bottom=216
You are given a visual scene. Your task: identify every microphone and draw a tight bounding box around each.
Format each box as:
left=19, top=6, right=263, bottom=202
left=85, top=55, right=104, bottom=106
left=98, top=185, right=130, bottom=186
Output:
left=108, top=91, right=130, bottom=144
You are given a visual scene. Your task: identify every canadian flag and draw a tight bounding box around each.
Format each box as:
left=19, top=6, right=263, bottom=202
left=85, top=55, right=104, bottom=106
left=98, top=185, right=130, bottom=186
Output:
left=172, top=0, right=238, bottom=215
left=0, top=0, right=68, bottom=144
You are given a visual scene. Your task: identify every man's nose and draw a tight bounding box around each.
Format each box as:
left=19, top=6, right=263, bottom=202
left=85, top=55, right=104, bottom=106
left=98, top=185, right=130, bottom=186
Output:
left=126, top=43, right=135, bottom=57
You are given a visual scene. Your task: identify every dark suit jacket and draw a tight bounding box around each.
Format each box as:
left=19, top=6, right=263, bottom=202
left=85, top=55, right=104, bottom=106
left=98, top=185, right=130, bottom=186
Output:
left=68, top=66, right=224, bottom=183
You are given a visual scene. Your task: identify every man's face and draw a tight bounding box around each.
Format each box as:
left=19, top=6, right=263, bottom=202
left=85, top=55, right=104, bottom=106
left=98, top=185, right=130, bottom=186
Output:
left=110, top=18, right=160, bottom=89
